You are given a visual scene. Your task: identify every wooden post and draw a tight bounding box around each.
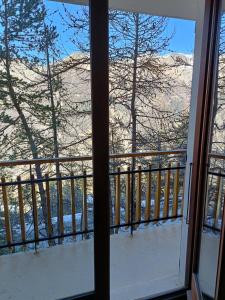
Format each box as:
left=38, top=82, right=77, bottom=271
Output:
left=163, top=163, right=171, bottom=220
left=1, top=177, right=12, bottom=246
left=181, top=172, right=185, bottom=215
left=154, top=164, right=161, bottom=221
left=213, top=171, right=222, bottom=227
left=82, top=170, right=88, bottom=237
left=17, top=176, right=26, bottom=243
left=145, top=164, right=151, bottom=224
left=45, top=174, right=53, bottom=238
left=31, top=174, right=39, bottom=242
left=125, top=166, right=131, bottom=228
left=57, top=173, right=64, bottom=238
left=115, top=167, right=120, bottom=232
left=172, top=162, right=180, bottom=217
left=135, top=165, right=142, bottom=226
left=70, top=172, right=76, bottom=236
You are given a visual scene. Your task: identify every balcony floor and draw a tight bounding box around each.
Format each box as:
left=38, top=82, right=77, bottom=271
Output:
left=0, top=222, right=187, bottom=300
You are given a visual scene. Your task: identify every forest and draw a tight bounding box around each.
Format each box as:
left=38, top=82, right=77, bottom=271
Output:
left=0, top=0, right=224, bottom=253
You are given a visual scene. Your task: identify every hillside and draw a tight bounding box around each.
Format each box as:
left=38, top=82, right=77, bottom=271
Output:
left=0, top=53, right=193, bottom=162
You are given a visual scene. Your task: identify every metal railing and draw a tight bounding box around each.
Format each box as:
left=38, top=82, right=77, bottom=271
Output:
left=204, top=152, right=225, bottom=232
left=0, top=150, right=186, bottom=253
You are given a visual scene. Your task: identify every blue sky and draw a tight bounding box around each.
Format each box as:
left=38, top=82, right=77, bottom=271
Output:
left=45, top=1, right=196, bottom=56
left=164, top=19, right=195, bottom=54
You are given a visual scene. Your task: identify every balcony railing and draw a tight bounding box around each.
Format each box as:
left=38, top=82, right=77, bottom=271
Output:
left=0, top=150, right=187, bottom=253
left=204, top=152, right=225, bottom=231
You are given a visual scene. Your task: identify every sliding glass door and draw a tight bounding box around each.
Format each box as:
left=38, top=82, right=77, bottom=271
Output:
left=0, top=0, right=109, bottom=299
left=3, top=0, right=225, bottom=299
left=189, top=0, right=225, bottom=299
left=106, top=0, right=199, bottom=299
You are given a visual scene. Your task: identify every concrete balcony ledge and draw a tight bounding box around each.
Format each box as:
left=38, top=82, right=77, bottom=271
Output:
left=0, top=222, right=218, bottom=300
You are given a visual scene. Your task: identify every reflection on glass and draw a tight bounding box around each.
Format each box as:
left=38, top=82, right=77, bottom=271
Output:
left=197, top=13, right=225, bottom=300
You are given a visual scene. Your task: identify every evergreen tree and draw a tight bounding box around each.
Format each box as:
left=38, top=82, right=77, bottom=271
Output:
left=0, top=0, right=56, bottom=237
left=64, top=8, right=190, bottom=160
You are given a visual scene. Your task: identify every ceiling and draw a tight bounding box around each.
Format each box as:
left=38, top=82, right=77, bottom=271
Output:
left=55, top=0, right=206, bottom=21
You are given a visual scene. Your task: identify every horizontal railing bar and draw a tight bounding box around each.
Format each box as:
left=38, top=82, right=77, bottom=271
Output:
left=112, top=166, right=185, bottom=176
left=0, top=215, right=182, bottom=249
left=209, top=152, right=225, bottom=160
left=0, top=166, right=185, bottom=187
left=0, top=229, right=93, bottom=249
left=0, top=150, right=186, bottom=167
left=208, top=171, right=225, bottom=178
left=110, top=150, right=186, bottom=159
left=203, top=223, right=221, bottom=232
left=111, top=214, right=182, bottom=229
left=0, top=174, right=91, bottom=187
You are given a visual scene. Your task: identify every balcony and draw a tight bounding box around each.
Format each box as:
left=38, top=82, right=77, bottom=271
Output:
left=0, top=150, right=222, bottom=299
left=0, top=151, right=185, bottom=249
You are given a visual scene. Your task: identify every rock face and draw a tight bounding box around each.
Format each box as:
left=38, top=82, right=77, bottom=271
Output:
left=61, top=53, right=194, bottom=153
left=0, top=53, right=194, bottom=161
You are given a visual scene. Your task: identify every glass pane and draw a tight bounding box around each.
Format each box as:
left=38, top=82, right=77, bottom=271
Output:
left=0, top=0, right=94, bottom=298
left=107, top=1, right=196, bottom=299
left=197, top=11, right=225, bottom=300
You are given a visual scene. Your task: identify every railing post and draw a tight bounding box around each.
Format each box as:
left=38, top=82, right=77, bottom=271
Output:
left=115, top=167, right=120, bottom=233
left=145, top=164, right=151, bottom=224
left=172, top=162, right=180, bottom=217
left=125, top=166, right=131, bottom=228
left=1, top=177, right=12, bottom=247
left=82, top=170, right=88, bottom=238
left=57, top=173, right=64, bottom=240
left=213, top=170, right=222, bottom=227
left=30, top=174, right=39, bottom=243
left=17, top=176, right=26, bottom=245
left=135, top=165, right=142, bottom=227
left=45, top=174, right=53, bottom=239
left=181, top=172, right=185, bottom=215
left=0, top=151, right=186, bottom=255
left=154, top=164, right=161, bottom=221
left=70, top=172, right=76, bottom=238
left=163, top=163, right=171, bottom=220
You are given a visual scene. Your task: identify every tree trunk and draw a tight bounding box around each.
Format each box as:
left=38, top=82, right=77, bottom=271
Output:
left=130, top=13, right=139, bottom=229
left=3, top=1, right=49, bottom=242
left=45, top=31, right=61, bottom=242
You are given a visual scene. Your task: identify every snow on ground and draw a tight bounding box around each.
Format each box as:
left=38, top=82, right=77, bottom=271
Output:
left=0, top=223, right=183, bottom=300
left=51, top=213, right=82, bottom=225
left=0, top=222, right=219, bottom=300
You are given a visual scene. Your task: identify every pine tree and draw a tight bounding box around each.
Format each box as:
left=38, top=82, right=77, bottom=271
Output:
left=63, top=8, right=190, bottom=159
left=0, top=0, right=54, bottom=238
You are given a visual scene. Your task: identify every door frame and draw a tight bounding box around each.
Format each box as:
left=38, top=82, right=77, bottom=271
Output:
left=91, top=0, right=110, bottom=299
left=67, top=0, right=225, bottom=299
left=185, top=0, right=225, bottom=299
left=185, top=0, right=214, bottom=287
